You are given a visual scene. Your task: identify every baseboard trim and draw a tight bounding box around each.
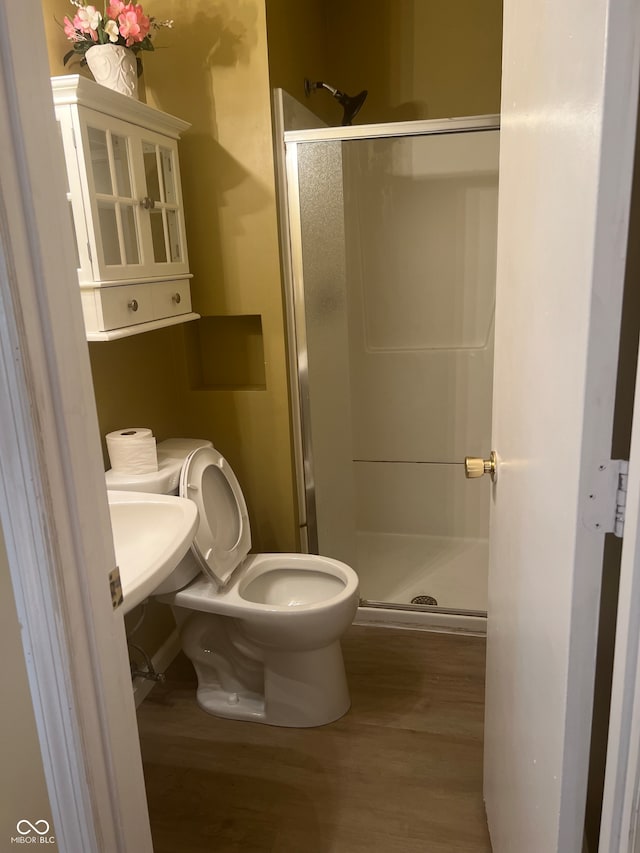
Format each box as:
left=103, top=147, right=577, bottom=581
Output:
left=132, top=629, right=182, bottom=708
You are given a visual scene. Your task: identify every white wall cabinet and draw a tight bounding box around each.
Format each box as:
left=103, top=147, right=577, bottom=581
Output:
left=52, top=75, right=199, bottom=340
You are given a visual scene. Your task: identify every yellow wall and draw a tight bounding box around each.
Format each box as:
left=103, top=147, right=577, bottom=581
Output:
left=267, top=0, right=503, bottom=125
left=0, top=523, right=56, bottom=846
left=142, top=0, right=298, bottom=551
left=42, top=0, right=299, bottom=555
left=265, top=0, right=336, bottom=125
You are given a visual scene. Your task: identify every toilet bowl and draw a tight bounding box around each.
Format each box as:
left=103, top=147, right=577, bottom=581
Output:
left=107, top=438, right=359, bottom=727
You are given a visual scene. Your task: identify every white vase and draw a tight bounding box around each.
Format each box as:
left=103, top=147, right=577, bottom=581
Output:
left=85, top=44, right=138, bottom=99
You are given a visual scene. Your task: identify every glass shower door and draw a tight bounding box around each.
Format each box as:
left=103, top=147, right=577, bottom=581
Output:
left=288, top=123, right=499, bottom=614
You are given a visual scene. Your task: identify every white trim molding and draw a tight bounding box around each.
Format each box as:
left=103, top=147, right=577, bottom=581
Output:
left=600, top=307, right=640, bottom=848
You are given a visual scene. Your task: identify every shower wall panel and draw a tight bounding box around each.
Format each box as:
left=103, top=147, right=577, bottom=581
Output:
left=355, top=461, right=490, bottom=538
left=343, top=131, right=499, bottom=539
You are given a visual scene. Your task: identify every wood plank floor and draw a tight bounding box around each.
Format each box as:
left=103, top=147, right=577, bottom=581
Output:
left=137, top=626, right=492, bottom=853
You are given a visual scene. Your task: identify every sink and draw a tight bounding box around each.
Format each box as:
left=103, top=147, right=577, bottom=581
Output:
left=107, top=490, right=199, bottom=614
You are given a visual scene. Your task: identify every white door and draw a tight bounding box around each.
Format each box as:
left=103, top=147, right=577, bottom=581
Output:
left=483, top=2, right=640, bottom=852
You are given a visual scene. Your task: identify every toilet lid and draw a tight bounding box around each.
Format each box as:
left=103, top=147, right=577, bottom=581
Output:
left=179, top=446, right=251, bottom=587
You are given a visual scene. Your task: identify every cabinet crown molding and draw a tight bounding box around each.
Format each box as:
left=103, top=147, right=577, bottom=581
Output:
left=52, top=75, right=191, bottom=139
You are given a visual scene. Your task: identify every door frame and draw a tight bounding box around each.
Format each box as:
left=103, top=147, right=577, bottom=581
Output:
left=600, top=357, right=640, bottom=848
left=0, top=3, right=152, bottom=850
left=599, top=364, right=640, bottom=851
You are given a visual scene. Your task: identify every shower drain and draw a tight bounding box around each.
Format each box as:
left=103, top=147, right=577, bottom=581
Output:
left=411, top=595, right=438, bottom=606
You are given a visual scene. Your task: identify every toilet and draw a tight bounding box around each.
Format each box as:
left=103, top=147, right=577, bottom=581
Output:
left=106, top=438, right=359, bottom=727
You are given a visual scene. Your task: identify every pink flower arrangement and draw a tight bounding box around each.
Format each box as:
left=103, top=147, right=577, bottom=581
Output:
left=62, top=1, right=172, bottom=65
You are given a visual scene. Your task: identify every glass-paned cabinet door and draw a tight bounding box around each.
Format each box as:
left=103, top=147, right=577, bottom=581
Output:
left=81, top=112, right=143, bottom=281
left=140, top=136, right=188, bottom=269
left=69, top=104, right=189, bottom=282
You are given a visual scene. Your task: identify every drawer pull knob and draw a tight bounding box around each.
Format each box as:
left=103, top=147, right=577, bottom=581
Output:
left=128, top=299, right=139, bottom=312
left=172, top=292, right=181, bottom=305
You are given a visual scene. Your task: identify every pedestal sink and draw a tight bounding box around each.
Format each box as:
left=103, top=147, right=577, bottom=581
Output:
left=107, top=490, right=198, bottom=614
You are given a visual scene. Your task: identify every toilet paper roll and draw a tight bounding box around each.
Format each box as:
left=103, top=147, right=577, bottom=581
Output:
left=106, top=428, right=158, bottom=474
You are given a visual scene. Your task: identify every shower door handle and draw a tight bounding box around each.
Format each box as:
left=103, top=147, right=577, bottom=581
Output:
left=465, top=451, right=497, bottom=483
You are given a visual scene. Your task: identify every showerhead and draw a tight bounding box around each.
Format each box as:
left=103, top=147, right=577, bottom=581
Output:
left=304, top=79, right=368, bottom=126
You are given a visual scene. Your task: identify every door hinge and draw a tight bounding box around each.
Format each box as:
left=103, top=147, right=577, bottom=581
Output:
left=583, top=459, right=629, bottom=538
left=109, top=566, right=123, bottom=610
left=615, top=463, right=629, bottom=538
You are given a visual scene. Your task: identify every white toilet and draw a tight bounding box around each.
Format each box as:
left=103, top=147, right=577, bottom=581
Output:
left=107, top=438, right=359, bottom=727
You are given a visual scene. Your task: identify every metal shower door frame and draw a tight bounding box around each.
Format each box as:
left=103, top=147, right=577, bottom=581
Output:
left=281, top=113, right=500, bottom=556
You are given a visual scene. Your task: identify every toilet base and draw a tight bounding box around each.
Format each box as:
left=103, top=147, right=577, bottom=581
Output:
left=264, top=641, right=351, bottom=727
left=181, top=608, right=351, bottom=727
left=193, top=641, right=351, bottom=728
left=195, top=683, right=266, bottom=723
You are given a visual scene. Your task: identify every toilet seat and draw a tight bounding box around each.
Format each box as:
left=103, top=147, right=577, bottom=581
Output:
left=180, top=446, right=251, bottom=587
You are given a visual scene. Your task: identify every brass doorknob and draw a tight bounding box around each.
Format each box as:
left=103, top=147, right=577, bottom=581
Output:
left=465, top=451, right=497, bottom=482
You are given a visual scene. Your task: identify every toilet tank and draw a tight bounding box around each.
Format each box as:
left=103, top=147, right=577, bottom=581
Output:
left=105, top=438, right=214, bottom=595
left=105, top=438, right=213, bottom=495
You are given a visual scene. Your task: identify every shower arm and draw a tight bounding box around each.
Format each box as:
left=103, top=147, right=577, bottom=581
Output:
left=303, top=78, right=368, bottom=126
left=313, top=82, right=338, bottom=98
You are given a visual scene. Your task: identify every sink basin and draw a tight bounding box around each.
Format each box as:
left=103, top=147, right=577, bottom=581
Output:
left=107, top=490, right=198, bottom=614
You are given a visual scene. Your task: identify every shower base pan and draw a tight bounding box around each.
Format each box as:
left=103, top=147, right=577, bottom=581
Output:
left=353, top=532, right=488, bottom=635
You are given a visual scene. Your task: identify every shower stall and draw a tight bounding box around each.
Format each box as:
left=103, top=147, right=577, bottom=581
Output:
left=274, top=91, right=499, bottom=631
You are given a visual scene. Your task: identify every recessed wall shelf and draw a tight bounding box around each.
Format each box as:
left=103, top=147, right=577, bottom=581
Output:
left=185, top=315, right=267, bottom=390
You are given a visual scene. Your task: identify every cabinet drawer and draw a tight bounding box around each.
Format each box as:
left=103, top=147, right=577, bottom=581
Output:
left=97, top=284, right=155, bottom=330
left=151, top=280, right=192, bottom=319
